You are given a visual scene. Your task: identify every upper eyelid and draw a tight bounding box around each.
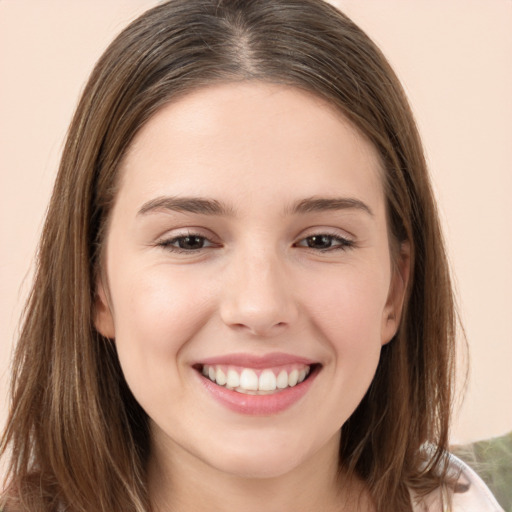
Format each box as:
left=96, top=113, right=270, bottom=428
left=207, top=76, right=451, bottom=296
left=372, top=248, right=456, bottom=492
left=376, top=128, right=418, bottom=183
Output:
left=155, top=226, right=356, bottom=241
left=295, top=233, right=352, bottom=243
left=296, top=227, right=355, bottom=241
left=293, top=234, right=355, bottom=251
left=156, top=232, right=354, bottom=251
left=157, top=232, right=217, bottom=246
left=156, top=227, right=217, bottom=242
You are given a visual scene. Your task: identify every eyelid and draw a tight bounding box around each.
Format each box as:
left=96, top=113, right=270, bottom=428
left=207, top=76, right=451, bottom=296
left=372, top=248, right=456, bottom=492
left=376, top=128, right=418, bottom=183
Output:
left=295, top=235, right=354, bottom=249
left=297, top=226, right=355, bottom=241
left=153, top=226, right=356, bottom=254
left=293, top=228, right=356, bottom=251
left=155, top=230, right=221, bottom=253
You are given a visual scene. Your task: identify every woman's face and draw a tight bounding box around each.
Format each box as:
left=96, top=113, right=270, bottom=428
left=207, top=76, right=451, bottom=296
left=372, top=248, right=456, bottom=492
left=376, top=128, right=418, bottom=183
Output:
left=95, top=82, right=408, bottom=480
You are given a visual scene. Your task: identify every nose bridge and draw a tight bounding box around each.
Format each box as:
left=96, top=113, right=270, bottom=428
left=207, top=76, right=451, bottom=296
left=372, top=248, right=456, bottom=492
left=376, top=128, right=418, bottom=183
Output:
left=220, top=241, right=298, bottom=336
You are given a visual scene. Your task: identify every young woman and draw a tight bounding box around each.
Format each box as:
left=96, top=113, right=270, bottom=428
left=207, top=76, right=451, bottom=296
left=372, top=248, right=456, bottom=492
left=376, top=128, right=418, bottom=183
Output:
left=0, top=1, right=504, bottom=511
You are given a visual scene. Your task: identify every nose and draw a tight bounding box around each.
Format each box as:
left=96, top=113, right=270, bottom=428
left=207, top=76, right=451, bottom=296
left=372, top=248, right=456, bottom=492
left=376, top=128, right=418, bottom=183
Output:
left=219, top=248, right=299, bottom=337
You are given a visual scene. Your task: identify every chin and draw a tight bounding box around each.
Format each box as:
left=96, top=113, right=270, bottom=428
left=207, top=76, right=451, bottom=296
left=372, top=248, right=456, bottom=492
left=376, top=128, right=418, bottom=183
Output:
left=200, top=431, right=320, bottom=480
left=209, top=451, right=305, bottom=480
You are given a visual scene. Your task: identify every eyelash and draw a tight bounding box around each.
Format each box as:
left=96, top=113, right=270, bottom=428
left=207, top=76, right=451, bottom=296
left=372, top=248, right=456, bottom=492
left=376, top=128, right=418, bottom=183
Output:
left=294, top=233, right=355, bottom=252
left=157, top=233, right=219, bottom=253
left=156, top=231, right=355, bottom=254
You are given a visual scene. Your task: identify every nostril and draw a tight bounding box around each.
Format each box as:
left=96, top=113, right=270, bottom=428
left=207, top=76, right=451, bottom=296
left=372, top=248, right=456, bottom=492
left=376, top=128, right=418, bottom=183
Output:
left=227, top=321, right=289, bottom=337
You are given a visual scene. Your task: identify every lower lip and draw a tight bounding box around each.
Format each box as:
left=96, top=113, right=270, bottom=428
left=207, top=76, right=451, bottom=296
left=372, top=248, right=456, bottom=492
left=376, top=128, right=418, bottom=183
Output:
left=196, top=366, right=319, bottom=415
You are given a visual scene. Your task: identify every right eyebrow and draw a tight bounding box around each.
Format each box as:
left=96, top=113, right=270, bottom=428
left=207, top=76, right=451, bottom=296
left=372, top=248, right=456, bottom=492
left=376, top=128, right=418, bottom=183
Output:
left=137, top=196, right=235, bottom=217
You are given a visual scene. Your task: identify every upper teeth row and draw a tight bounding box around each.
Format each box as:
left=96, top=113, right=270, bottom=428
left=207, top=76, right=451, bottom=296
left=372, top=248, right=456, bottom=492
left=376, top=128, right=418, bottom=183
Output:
left=202, top=365, right=310, bottom=392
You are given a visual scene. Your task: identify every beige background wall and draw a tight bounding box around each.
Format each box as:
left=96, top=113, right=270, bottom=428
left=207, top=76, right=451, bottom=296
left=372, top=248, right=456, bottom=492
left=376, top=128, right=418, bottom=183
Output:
left=1, top=0, right=511, bottom=444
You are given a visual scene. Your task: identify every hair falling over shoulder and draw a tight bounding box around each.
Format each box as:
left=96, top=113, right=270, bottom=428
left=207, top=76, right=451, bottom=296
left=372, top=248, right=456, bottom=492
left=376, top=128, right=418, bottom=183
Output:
left=1, top=1, right=459, bottom=511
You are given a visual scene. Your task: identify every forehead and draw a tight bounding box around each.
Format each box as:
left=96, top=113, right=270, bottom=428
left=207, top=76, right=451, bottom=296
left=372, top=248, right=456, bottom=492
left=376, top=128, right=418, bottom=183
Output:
left=117, top=81, right=385, bottom=216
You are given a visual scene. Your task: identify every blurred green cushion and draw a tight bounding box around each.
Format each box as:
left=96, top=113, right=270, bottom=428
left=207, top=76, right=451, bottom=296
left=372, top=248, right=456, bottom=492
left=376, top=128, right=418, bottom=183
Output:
left=452, top=431, right=512, bottom=512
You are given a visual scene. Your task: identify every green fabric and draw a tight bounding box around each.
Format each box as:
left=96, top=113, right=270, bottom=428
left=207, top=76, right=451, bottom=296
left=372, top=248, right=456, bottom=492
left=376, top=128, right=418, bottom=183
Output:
left=452, top=431, right=512, bottom=512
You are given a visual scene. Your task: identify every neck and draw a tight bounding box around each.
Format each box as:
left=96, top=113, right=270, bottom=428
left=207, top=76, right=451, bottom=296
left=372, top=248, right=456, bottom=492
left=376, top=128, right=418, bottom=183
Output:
left=148, top=430, right=373, bottom=512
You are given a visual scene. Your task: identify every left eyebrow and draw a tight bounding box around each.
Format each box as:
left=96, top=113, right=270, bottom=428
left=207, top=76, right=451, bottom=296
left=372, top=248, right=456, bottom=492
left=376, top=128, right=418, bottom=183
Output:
left=286, top=196, right=374, bottom=217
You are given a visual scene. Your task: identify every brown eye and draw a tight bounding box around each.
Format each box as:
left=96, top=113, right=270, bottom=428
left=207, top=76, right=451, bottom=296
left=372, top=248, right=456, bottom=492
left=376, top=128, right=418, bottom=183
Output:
left=158, top=233, right=217, bottom=252
left=177, top=235, right=206, bottom=250
left=295, top=233, right=354, bottom=252
left=306, top=235, right=335, bottom=249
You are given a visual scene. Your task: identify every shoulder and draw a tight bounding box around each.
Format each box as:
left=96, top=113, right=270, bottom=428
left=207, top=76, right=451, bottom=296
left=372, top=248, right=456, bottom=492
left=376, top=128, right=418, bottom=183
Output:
left=448, top=453, right=505, bottom=511
left=410, top=453, right=505, bottom=512
left=452, top=431, right=512, bottom=511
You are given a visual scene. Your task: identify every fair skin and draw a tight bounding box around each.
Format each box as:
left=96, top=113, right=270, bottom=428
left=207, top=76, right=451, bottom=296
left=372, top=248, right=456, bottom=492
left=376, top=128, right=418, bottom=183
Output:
left=95, top=82, right=409, bottom=512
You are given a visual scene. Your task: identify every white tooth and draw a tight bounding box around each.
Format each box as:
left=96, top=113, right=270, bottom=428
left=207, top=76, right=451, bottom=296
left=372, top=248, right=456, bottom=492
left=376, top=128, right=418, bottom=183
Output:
left=202, top=365, right=209, bottom=376
left=288, top=369, right=299, bottom=387
left=215, top=367, right=227, bottom=386
left=236, top=388, right=257, bottom=395
left=298, top=368, right=306, bottom=383
left=239, top=369, right=258, bottom=390
left=226, top=368, right=240, bottom=388
left=276, top=370, right=289, bottom=389
left=259, top=369, right=277, bottom=391
left=208, top=366, right=216, bottom=382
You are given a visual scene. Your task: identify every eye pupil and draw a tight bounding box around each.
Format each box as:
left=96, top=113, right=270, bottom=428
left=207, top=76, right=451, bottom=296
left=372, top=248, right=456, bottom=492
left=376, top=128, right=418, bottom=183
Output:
left=307, top=235, right=332, bottom=249
left=179, top=236, right=204, bottom=250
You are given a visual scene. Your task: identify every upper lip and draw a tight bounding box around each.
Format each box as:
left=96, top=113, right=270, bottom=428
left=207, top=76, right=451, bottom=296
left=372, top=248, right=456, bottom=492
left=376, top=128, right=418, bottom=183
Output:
left=194, top=352, right=318, bottom=369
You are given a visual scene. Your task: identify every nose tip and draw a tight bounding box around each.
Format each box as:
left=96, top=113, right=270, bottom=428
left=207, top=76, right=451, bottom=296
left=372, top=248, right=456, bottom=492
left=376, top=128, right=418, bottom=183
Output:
left=219, top=259, right=298, bottom=337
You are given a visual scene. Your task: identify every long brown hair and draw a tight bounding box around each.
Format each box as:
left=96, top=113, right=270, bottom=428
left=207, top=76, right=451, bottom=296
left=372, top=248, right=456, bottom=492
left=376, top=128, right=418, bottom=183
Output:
left=1, top=1, right=457, bottom=510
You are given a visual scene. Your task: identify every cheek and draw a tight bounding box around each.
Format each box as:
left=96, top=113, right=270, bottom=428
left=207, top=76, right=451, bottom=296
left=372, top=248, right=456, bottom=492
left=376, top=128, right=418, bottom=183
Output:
left=300, top=264, right=389, bottom=403
left=113, top=266, right=207, bottom=343
left=108, top=266, right=214, bottom=392
left=302, top=265, right=389, bottom=345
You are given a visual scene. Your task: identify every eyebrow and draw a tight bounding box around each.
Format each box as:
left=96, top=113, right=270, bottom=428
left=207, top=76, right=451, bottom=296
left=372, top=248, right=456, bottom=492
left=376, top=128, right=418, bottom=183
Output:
left=137, top=195, right=373, bottom=217
left=138, top=196, right=235, bottom=216
left=287, top=196, right=374, bottom=217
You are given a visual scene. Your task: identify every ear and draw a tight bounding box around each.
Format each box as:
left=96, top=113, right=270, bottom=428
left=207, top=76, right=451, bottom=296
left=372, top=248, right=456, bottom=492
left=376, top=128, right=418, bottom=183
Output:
left=381, top=241, right=411, bottom=346
left=94, top=278, right=115, bottom=339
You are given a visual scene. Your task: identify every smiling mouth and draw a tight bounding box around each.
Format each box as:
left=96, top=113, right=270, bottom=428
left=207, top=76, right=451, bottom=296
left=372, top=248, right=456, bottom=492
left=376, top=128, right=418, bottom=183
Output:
left=195, top=363, right=319, bottom=395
